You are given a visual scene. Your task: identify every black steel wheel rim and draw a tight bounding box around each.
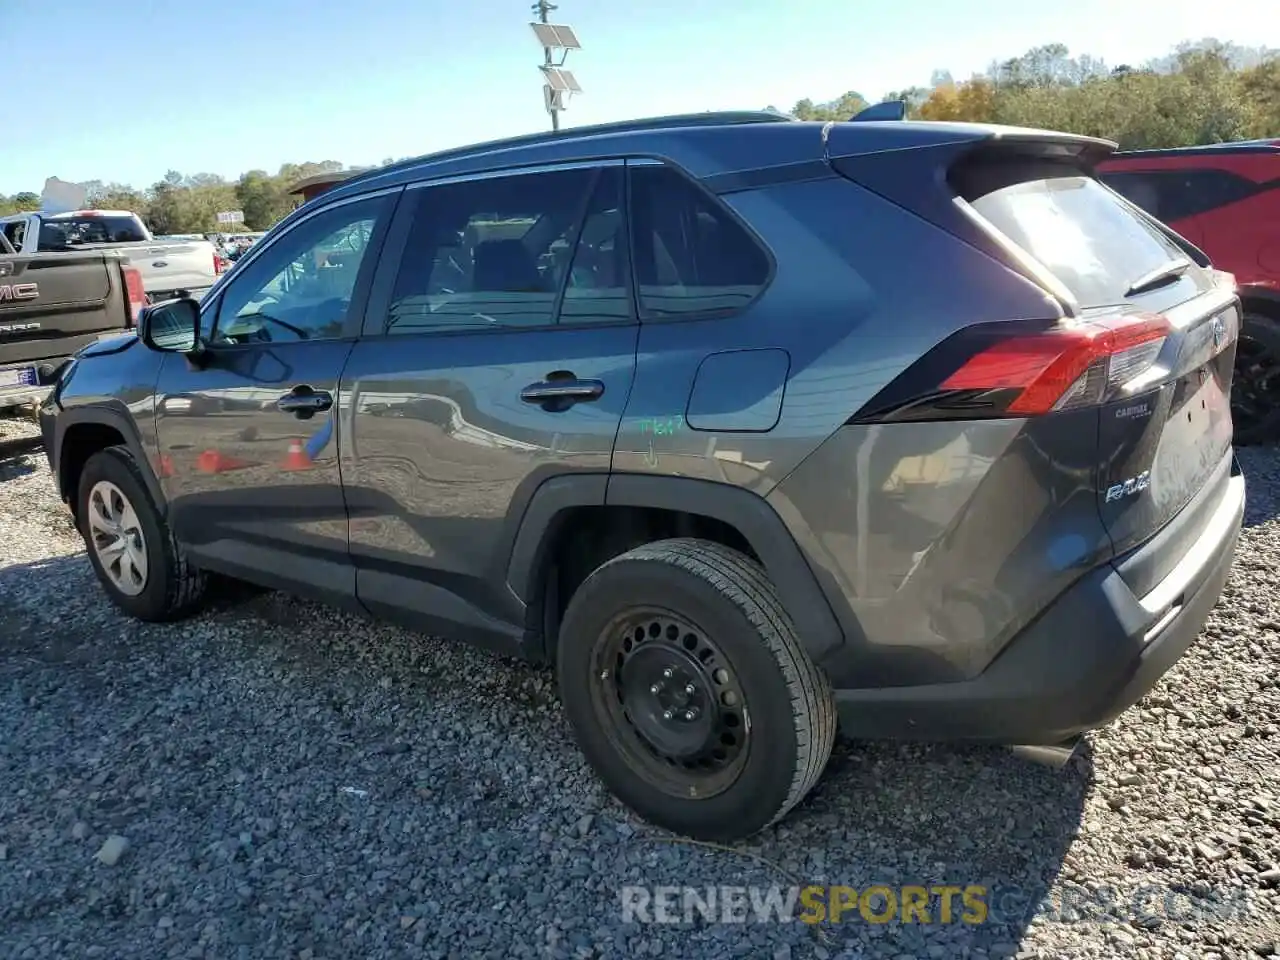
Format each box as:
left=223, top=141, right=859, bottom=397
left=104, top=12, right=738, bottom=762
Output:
left=1233, top=327, right=1280, bottom=435
left=590, top=607, right=750, bottom=799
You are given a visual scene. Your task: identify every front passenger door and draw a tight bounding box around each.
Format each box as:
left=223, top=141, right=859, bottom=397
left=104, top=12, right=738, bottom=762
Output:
left=154, top=190, right=397, bottom=603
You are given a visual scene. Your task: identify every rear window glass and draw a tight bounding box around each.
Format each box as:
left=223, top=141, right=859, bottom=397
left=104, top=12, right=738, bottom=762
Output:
left=39, top=216, right=147, bottom=247
left=968, top=175, right=1188, bottom=308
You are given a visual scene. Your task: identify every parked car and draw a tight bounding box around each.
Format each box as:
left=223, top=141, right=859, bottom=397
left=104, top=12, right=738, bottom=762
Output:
left=38, top=110, right=1244, bottom=841
left=1097, top=139, right=1280, bottom=444
left=0, top=210, right=223, bottom=304
left=0, top=232, right=145, bottom=416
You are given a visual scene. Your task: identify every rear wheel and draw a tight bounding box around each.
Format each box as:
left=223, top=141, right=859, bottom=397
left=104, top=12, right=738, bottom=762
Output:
left=1232, top=311, right=1280, bottom=446
left=556, top=538, right=835, bottom=841
left=77, top=446, right=206, bottom=621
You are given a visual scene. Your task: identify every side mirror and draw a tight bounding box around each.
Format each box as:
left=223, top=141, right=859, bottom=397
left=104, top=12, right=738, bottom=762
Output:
left=139, top=296, right=213, bottom=370
left=140, top=296, right=202, bottom=355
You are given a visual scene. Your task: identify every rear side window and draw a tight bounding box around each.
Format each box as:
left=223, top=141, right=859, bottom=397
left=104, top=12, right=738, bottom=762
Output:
left=629, top=164, right=770, bottom=318
left=39, top=215, right=147, bottom=247
left=965, top=172, right=1188, bottom=309
left=1099, top=168, right=1260, bottom=222
left=386, top=167, right=603, bottom=333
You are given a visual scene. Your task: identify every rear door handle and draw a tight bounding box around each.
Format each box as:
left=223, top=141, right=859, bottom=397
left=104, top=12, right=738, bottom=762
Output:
left=520, top=378, right=605, bottom=407
left=277, top=385, right=333, bottom=419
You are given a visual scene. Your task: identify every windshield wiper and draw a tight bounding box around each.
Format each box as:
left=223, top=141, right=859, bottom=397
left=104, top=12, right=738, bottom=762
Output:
left=1125, top=259, right=1192, bottom=297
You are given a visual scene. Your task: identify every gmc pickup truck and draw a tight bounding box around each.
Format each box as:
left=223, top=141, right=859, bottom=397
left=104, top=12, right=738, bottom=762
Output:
left=0, top=210, right=221, bottom=303
left=0, top=234, right=145, bottom=416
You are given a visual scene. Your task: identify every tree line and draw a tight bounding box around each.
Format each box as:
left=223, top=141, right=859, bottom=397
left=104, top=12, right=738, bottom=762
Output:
left=0, top=160, right=383, bottom=235
left=783, top=39, right=1279, bottom=147
left=1, top=38, right=1276, bottom=234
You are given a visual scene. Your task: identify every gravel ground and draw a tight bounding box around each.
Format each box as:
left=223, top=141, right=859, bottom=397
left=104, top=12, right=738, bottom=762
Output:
left=2, top=416, right=1279, bottom=960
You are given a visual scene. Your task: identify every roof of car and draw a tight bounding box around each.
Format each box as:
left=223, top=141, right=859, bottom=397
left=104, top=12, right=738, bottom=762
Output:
left=0, top=209, right=139, bottom=222
left=319, top=110, right=1113, bottom=210
left=1110, top=139, right=1280, bottom=160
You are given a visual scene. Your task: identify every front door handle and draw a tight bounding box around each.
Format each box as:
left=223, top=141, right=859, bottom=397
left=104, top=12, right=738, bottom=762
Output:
left=520, top=378, right=605, bottom=407
left=277, top=385, right=333, bottom=419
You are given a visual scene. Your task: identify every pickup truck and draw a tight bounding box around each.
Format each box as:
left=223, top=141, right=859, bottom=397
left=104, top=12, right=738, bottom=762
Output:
left=0, top=210, right=222, bottom=304
left=0, top=234, right=145, bottom=416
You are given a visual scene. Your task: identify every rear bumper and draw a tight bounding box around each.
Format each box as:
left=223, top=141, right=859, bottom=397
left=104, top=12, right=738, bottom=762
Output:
left=0, top=383, right=52, bottom=414
left=835, top=465, right=1245, bottom=745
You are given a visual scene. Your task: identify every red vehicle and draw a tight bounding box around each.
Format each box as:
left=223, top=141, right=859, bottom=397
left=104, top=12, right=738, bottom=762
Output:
left=1098, top=140, right=1280, bottom=444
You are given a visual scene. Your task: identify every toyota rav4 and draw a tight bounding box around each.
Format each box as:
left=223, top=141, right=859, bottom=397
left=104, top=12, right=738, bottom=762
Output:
left=39, top=111, right=1245, bottom=841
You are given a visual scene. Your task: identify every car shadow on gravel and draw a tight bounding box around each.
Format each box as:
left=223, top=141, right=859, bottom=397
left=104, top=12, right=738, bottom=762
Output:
left=0, top=551, right=1092, bottom=959
left=1235, top=444, right=1280, bottom=527
left=778, top=734, right=1092, bottom=954
left=0, top=434, right=41, bottom=481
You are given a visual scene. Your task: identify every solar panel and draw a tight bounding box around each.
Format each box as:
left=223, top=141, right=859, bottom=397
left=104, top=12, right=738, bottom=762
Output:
left=530, top=22, right=582, bottom=50
left=540, top=66, right=582, bottom=93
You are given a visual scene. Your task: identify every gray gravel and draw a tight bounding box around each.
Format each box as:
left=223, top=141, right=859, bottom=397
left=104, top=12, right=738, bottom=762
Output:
left=2, top=416, right=1280, bottom=959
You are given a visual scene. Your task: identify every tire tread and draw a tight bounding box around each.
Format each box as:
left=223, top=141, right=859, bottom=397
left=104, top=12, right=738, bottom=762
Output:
left=85, top=446, right=206, bottom=620
left=593, top=537, right=836, bottom=832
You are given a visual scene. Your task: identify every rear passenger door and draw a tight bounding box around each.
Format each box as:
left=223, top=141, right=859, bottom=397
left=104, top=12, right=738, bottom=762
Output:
left=341, top=162, right=638, bottom=635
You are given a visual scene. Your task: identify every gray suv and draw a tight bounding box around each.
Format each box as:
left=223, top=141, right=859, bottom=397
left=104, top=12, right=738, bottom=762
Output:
left=39, top=111, right=1245, bottom=841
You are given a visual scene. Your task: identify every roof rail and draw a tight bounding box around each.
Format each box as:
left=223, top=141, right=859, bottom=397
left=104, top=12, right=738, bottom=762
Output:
left=341, top=111, right=794, bottom=190
left=1113, top=139, right=1280, bottom=158
left=850, top=100, right=908, bottom=122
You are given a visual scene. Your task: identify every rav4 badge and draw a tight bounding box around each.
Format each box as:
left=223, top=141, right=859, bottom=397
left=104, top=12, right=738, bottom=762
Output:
left=1105, top=470, right=1151, bottom=504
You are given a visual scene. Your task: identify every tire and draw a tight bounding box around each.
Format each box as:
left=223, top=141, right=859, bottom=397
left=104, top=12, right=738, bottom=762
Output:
left=1232, top=311, right=1280, bottom=446
left=556, top=537, right=836, bottom=841
left=77, top=445, right=206, bottom=621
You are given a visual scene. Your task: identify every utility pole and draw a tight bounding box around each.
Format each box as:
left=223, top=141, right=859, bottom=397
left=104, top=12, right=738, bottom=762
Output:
left=530, top=1, right=581, bottom=132
left=536, top=0, right=559, bottom=131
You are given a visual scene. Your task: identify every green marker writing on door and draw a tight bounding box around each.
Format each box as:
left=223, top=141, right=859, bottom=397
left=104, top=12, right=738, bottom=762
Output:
left=636, top=414, right=686, bottom=437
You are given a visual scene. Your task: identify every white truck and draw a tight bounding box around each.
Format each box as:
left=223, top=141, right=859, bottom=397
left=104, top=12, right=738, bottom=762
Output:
left=0, top=209, right=222, bottom=302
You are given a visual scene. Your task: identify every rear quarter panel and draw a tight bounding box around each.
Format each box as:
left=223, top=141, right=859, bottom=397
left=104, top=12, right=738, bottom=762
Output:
left=613, top=174, right=1066, bottom=494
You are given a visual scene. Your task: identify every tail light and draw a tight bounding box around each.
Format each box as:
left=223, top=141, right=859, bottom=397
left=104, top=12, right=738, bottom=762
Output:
left=852, top=313, right=1171, bottom=423
left=122, top=266, right=146, bottom=323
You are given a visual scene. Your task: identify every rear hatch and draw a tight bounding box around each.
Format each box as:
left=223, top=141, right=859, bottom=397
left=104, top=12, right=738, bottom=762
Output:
left=958, top=158, right=1238, bottom=555
left=828, top=124, right=1239, bottom=580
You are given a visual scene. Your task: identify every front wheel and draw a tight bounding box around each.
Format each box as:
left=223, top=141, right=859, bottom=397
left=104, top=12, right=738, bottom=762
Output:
left=77, top=446, right=206, bottom=621
left=557, top=538, right=836, bottom=841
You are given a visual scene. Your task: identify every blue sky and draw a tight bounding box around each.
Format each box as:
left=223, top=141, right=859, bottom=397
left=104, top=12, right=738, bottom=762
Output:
left=0, top=0, right=1270, bottom=194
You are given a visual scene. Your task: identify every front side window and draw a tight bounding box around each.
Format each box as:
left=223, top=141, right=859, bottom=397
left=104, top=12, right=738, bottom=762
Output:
left=386, top=167, right=605, bottom=334
left=629, top=164, right=771, bottom=319
left=210, top=197, right=385, bottom=344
